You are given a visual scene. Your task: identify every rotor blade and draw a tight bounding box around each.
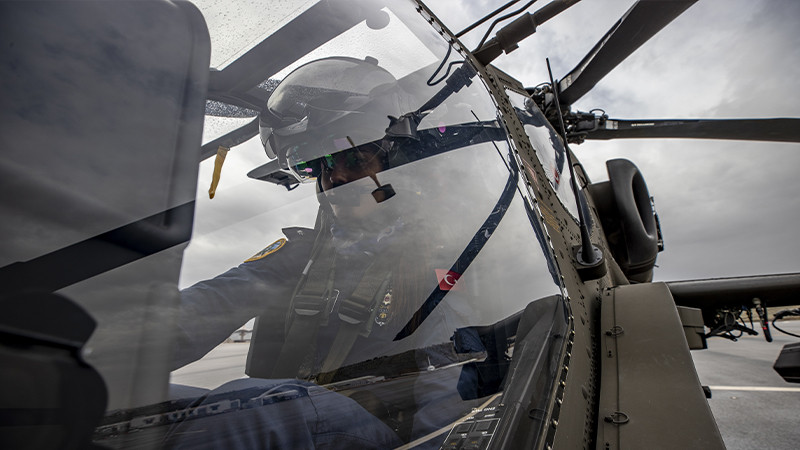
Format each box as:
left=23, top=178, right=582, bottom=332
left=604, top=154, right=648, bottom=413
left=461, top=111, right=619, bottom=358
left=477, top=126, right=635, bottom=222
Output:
left=206, top=78, right=280, bottom=118
left=205, top=100, right=259, bottom=118
left=558, top=0, right=697, bottom=105
left=581, top=118, right=800, bottom=143
left=208, top=1, right=387, bottom=95
left=200, top=118, right=259, bottom=160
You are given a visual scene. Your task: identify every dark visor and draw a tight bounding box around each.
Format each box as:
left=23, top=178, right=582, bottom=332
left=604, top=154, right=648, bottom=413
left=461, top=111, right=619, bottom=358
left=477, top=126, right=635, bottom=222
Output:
left=287, top=139, right=384, bottom=181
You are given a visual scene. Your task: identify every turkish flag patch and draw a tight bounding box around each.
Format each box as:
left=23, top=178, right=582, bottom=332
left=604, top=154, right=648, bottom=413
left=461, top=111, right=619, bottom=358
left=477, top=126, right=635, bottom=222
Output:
left=435, top=269, right=463, bottom=291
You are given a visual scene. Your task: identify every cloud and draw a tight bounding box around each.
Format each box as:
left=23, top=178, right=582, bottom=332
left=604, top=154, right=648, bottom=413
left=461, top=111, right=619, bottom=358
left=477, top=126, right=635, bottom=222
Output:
left=186, top=0, right=800, bottom=287
left=428, top=0, right=800, bottom=281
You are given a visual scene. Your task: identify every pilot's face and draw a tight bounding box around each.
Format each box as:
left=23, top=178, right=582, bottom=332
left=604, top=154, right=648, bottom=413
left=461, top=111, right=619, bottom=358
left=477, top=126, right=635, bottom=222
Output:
left=319, top=147, right=382, bottom=190
left=318, top=146, right=384, bottom=221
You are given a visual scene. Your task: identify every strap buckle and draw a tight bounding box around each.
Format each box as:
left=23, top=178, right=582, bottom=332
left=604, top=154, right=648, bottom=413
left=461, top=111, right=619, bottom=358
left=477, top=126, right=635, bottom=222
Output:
left=338, top=297, right=372, bottom=325
left=293, top=289, right=339, bottom=317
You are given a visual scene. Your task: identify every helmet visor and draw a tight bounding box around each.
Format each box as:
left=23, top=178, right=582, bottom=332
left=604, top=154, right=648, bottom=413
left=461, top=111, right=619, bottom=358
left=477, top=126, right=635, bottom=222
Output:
left=259, top=57, right=410, bottom=173
left=287, top=137, right=385, bottom=181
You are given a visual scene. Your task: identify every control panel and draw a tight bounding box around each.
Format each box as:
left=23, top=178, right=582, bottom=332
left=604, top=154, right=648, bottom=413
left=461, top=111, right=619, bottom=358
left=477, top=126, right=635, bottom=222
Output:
left=440, top=403, right=504, bottom=449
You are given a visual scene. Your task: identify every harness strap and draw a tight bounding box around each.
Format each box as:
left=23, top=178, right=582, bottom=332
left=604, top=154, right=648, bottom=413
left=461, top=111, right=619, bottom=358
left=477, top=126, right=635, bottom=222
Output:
left=271, top=314, right=320, bottom=379
left=280, top=255, right=396, bottom=381
left=275, top=208, right=400, bottom=381
left=271, top=220, right=336, bottom=378
left=317, top=272, right=392, bottom=384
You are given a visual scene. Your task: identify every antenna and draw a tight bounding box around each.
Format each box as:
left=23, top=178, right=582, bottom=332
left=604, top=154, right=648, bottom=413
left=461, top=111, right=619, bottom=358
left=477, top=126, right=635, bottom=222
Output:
left=546, top=58, right=605, bottom=280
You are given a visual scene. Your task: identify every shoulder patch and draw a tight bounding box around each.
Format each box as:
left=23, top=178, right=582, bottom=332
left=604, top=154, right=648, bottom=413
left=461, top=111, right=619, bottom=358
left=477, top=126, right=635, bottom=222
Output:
left=244, top=238, right=286, bottom=263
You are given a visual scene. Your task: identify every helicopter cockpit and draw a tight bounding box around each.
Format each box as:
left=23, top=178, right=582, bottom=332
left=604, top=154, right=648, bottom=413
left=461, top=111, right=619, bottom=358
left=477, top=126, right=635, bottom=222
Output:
left=0, top=1, right=573, bottom=449
left=170, top=1, right=570, bottom=447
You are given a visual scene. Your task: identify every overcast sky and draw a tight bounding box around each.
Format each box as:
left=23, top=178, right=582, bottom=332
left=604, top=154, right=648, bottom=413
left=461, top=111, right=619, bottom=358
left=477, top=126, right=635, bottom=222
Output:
left=425, top=0, right=800, bottom=282
left=186, top=0, right=800, bottom=287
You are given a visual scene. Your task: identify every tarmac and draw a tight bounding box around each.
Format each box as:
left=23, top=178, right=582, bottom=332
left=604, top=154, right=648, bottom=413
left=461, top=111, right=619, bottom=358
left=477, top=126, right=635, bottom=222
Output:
left=692, top=320, right=800, bottom=450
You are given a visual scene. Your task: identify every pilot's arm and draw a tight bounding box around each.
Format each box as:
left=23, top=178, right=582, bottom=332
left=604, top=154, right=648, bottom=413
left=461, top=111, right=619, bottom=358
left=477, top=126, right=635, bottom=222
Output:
left=172, top=229, right=314, bottom=369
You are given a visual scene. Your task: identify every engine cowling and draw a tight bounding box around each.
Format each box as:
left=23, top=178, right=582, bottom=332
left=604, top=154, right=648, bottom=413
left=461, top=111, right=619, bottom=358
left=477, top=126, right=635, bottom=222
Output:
left=588, top=159, right=662, bottom=283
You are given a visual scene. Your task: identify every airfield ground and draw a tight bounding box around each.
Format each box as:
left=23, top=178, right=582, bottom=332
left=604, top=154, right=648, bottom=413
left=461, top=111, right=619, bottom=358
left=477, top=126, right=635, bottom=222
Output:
left=170, top=321, right=800, bottom=449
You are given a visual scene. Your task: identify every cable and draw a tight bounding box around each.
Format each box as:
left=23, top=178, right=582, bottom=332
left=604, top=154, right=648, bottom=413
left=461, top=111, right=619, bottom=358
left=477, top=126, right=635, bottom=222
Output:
left=772, top=308, right=800, bottom=338
left=428, top=61, right=465, bottom=86
left=456, top=0, right=521, bottom=38
left=475, top=0, right=539, bottom=51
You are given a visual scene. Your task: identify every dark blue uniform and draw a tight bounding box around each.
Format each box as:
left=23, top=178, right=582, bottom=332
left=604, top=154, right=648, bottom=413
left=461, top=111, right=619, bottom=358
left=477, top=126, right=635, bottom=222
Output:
left=173, top=227, right=315, bottom=369
left=171, top=225, right=482, bottom=448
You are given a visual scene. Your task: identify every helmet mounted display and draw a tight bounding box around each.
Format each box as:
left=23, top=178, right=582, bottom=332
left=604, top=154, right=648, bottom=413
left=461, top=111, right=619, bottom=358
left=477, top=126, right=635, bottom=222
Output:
left=258, top=57, right=409, bottom=202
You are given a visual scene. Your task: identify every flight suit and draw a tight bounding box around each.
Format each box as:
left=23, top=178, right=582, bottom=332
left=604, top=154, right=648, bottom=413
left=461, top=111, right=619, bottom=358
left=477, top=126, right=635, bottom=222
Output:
left=172, top=224, right=482, bottom=448
left=173, top=227, right=316, bottom=370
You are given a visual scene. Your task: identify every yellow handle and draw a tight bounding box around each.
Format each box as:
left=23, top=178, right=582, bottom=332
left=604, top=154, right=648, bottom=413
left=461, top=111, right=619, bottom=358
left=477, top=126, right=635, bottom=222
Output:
left=208, top=146, right=229, bottom=199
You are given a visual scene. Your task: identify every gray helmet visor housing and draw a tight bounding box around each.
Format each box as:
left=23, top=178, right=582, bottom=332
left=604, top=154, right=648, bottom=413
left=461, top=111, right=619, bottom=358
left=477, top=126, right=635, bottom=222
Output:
left=259, top=57, right=407, bottom=182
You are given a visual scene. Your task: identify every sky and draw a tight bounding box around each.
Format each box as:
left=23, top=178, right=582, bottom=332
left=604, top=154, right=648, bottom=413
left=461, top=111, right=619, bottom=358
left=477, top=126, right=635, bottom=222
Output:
left=425, top=0, right=800, bottom=282
left=185, top=0, right=800, bottom=287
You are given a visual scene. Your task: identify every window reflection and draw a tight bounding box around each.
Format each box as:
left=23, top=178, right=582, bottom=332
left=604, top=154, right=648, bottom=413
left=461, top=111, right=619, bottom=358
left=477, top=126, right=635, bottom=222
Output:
left=506, top=89, right=580, bottom=219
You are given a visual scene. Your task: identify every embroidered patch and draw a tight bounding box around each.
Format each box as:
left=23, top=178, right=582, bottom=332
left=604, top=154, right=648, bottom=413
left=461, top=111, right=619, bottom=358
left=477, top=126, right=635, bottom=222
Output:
left=375, top=290, right=393, bottom=327
left=435, top=269, right=463, bottom=291
left=244, top=238, right=286, bottom=262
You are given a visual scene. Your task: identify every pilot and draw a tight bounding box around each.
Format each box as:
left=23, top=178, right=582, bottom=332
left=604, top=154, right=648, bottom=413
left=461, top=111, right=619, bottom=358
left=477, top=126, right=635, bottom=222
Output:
left=169, top=57, right=486, bottom=448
